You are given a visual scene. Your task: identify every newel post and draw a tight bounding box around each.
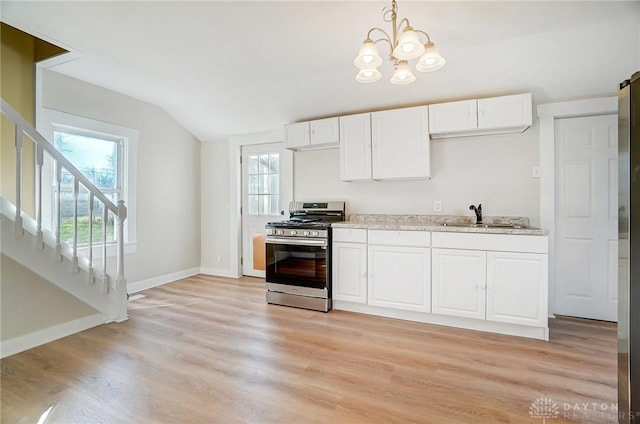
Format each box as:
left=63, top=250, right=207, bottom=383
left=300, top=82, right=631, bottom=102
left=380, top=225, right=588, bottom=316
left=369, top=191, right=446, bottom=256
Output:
left=114, top=199, right=128, bottom=321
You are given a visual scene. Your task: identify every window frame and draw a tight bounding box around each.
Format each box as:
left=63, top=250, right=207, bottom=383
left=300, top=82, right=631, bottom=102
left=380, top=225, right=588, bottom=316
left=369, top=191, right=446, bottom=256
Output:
left=39, top=107, right=138, bottom=258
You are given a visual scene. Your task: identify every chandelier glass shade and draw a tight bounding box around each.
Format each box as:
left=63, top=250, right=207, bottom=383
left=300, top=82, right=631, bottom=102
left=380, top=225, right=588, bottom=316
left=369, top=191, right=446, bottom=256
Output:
left=353, top=0, right=446, bottom=85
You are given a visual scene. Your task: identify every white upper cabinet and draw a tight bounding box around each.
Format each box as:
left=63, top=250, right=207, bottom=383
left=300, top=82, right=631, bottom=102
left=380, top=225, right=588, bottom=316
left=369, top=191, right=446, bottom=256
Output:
left=284, top=122, right=310, bottom=149
left=428, top=99, right=477, bottom=133
left=310, top=117, right=340, bottom=146
left=340, top=113, right=372, bottom=181
left=429, top=93, right=532, bottom=139
left=371, top=106, right=430, bottom=180
left=477, top=93, right=532, bottom=130
left=284, top=117, right=340, bottom=151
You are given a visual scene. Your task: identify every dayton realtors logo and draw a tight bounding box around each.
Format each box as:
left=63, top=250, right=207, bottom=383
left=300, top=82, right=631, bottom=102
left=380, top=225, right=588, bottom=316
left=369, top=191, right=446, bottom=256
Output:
left=529, top=397, right=560, bottom=423
left=529, top=396, right=619, bottom=421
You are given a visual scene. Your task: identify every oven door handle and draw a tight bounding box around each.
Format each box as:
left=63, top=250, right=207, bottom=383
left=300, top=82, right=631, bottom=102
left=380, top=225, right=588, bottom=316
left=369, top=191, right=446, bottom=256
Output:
left=266, top=237, right=328, bottom=247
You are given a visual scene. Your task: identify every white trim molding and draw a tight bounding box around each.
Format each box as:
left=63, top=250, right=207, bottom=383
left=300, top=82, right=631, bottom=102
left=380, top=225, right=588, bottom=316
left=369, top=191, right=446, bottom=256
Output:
left=199, top=267, right=238, bottom=279
left=127, top=267, right=200, bottom=294
left=1, top=313, right=105, bottom=359
left=537, top=96, right=617, bottom=316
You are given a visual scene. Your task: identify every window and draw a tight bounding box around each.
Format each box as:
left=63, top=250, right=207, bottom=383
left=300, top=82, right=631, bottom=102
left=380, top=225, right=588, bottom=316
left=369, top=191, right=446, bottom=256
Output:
left=247, top=152, right=279, bottom=215
left=39, top=107, right=138, bottom=255
left=53, top=129, right=122, bottom=245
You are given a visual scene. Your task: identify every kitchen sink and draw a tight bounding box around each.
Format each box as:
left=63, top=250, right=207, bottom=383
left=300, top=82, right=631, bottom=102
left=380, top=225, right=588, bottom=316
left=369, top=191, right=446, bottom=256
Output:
left=441, top=223, right=525, bottom=229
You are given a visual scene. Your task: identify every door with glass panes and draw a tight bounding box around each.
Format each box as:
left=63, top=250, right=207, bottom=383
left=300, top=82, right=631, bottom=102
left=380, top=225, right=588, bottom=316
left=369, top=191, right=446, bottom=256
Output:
left=241, top=143, right=292, bottom=277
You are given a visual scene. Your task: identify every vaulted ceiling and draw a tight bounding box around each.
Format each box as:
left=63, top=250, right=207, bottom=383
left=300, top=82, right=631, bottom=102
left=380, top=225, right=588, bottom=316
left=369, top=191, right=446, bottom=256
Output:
left=2, top=1, right=638, bottom=141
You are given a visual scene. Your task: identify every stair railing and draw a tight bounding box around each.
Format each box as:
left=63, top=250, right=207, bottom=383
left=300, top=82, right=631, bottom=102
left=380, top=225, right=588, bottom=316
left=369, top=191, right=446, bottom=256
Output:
left=1, top=98, right=127, bottom=317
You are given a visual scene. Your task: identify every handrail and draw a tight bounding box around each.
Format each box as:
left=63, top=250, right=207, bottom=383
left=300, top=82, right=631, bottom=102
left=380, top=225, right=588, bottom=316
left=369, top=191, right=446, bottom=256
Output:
left=1, top=97, right=128, bottom=321
left=0, top=99, right=120, bottom=216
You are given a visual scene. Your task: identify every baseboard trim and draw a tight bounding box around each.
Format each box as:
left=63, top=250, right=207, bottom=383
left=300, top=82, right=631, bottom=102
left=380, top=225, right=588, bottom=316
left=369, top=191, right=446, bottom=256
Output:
left=199, top=267, right=239, bottom=279
left=128, top=267, right=200, bottom=294
left=1, top=313, right=106, bottom=359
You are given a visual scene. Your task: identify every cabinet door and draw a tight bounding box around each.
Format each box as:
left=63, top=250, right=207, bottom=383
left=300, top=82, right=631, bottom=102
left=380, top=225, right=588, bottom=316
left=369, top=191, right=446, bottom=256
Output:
left=332, top=242, right=367, bottom=303
left=432, top=248, right=486, bottom=320
left=486, top=251, right=548, bottom=327
left=340, top=113, right=372, bottom=181
left=368, top=245, right=431, bottom=312
left=477, top=93, right=532, bottom=130
left=284, top=122, right=310, bottom=149
left=310, top=117, right=340, bottom=146
left=428, top=99, right=477, bottom=133
left=371, top=106, right=430, bottom=180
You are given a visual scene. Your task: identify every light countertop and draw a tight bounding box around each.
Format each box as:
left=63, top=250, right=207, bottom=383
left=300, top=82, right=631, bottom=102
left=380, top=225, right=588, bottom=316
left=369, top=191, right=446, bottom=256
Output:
left=332, top=214, right=549, bottom=236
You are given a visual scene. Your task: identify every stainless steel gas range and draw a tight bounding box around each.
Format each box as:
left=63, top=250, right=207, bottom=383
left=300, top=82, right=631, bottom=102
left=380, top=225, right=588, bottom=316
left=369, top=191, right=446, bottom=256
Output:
left=265, top=201, right=345, bottom=312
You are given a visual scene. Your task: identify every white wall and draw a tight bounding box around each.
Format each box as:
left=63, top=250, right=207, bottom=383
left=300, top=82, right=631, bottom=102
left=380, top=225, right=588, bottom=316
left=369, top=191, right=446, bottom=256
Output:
left=294, top=124, right=540, bottom=225
left=41, top=69, right=201, bottom=286
left=201, top=140, right=231, bottom=273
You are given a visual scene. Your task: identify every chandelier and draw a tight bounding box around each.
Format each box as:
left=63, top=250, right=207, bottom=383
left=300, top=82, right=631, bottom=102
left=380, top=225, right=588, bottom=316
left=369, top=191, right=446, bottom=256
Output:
left=353, top=0, right=446, bottom=85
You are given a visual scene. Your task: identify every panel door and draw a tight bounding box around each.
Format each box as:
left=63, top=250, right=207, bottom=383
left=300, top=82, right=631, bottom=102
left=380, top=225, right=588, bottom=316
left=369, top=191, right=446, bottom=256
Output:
left=340, top=113, right=372, bottom=181
left=368, top=245, right=431, bottom=312
left=486, top=252, right=548, bottom=327
left=477, top=93, right=532, bottom=129
left=284, top=122, right=309, bottom=149
left=371, top=106, right=430, bottom=180
left=332, top=242, right=367, bottom=303
left=555, top=114, right=618, bottom=321
left=432, top=248, right=486, bottom=320
left=428, top=99, right=477, bottom=134
left=310, top=117, right=340, bottom=146
left=241, top=143, right=293, bottom=277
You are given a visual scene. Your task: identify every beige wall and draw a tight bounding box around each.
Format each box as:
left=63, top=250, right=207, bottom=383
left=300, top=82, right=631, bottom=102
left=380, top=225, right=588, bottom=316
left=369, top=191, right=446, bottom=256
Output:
left=41, top=69, right=202, bottom=285
left=0, top=254, right=97, bottom=341
left=0, top=23, right=67, bottom=218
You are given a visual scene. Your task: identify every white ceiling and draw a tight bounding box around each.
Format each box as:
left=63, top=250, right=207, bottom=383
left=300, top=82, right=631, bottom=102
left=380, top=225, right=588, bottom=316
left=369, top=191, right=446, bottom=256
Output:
left=2, top=1, right=638, bottom=142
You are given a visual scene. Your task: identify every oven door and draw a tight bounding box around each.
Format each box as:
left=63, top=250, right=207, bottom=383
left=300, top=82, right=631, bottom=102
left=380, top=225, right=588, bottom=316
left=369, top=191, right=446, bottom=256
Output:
left=265, top=236, right=328, bottom=297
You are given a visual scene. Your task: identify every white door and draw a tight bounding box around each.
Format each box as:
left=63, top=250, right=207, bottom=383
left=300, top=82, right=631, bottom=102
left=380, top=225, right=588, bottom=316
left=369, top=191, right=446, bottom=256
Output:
left=555, top=114, right=618, bottom=321
left=241, top=143, right=293, bottom=277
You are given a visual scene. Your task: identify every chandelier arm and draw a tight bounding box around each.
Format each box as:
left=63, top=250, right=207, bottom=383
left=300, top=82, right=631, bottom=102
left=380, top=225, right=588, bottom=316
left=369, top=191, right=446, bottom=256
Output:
left=367, top=27, right=394, bottom=49
left=396, top=17, right=411, bottom=32
left=414, top=30, right=433, bottom=44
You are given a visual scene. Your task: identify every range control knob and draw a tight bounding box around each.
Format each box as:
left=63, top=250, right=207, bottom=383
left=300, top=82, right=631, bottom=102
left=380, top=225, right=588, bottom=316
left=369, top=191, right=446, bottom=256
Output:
left=312, top=231, right=319, bottom=237
left=290, top=230, right=297, bottom=235
left=277, top=230, right=284, bottom=235
left=266, top=229, right=274, bottom=235
left=303, top=231, right=310, bottom=236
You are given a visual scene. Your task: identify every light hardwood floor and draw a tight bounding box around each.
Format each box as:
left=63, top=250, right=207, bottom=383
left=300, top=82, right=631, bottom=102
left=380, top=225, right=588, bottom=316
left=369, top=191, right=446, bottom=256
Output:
left=1, top=275, right=617, bottom=424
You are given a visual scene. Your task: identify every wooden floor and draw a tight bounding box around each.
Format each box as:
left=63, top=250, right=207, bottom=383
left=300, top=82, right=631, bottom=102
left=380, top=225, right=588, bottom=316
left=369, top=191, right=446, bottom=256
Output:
left=1, top=275, right=617, bottom=424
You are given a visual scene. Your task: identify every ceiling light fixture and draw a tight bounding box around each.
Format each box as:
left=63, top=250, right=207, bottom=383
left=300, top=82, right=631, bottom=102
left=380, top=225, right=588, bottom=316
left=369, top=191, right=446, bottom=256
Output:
left=353, top=0, right=446, bottom=85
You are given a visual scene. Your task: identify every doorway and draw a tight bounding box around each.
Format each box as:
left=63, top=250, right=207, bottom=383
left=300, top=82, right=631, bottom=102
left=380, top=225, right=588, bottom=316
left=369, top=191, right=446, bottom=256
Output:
left=554, top=114, right=618, bottom=321
left=537, top=96, right=618, bottom=321
left=241, top=143, right=292, bottom=277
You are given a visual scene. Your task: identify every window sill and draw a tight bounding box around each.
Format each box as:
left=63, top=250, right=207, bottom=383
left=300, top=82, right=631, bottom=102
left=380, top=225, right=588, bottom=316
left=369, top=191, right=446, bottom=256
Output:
left=76, top=241, right=138, bottom=259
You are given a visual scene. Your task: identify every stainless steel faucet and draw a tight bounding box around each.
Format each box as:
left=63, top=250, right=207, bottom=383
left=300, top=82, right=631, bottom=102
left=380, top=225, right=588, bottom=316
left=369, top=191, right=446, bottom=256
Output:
left=469, top=204, right=482, bottom=224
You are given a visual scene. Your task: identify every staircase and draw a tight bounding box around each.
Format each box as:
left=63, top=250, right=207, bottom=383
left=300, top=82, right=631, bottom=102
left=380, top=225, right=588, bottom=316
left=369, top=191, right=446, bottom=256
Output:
left=1, top=98, right=128, bottom=351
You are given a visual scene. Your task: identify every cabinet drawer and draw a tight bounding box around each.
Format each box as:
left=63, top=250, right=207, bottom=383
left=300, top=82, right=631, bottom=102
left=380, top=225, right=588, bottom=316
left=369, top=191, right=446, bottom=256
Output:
left=333, top=228, right=367, bottom=243
left=432, top=232, right=547, bottom=253
left=368, top=230, right=430, bottom=247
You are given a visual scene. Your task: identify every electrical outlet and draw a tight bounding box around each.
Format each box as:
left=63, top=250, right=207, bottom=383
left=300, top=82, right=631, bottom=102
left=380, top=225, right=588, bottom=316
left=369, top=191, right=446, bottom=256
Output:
left=532, top=166, right=541, bottom=178
left=433, top=200, right=442, bottom=212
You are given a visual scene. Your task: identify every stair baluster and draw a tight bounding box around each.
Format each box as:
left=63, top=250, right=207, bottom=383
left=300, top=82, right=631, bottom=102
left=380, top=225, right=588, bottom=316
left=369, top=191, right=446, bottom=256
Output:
left=55, top=161, right=63, bottom=260
left=88, top=193, right=94, bottom=284
left=72, top=178, right=79, bottom=273
left=14, top=124, right=23, bottom=237
left=102, top=205, right=109, bottom=294
left=35, top=144, right=44, bottom=249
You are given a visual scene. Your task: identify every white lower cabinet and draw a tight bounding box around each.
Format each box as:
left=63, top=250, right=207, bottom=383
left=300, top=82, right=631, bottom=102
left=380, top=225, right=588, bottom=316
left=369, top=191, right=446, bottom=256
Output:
left=332, top=241, right=367, bottom=304
left=368, top=245, right=431, bottom=313
left=332, top=228, right=368, bottom=304
left=332, top=228, right=549, bottom=340
left=432, top=248, right=486, bottom=320
left=486, top=251, right=548, bottom=327
left=431, top=234, right=548, bottom=328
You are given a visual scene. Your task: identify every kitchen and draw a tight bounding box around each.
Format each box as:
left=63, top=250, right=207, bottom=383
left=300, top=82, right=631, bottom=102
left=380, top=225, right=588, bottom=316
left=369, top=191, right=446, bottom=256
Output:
left=1, top=0, right=638, bottom=422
